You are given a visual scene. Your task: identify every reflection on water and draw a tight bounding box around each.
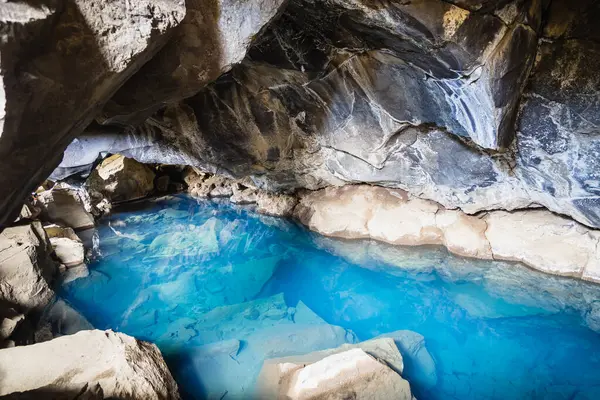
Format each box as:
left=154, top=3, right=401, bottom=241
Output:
left=60, top=195, right=600, bottom=400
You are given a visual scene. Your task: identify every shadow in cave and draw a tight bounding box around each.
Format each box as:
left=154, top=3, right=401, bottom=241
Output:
left=0, top=1, right=111, bottom=231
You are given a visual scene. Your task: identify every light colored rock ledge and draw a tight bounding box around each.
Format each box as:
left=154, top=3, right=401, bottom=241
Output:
left=0, top=329, right=180, bottom=399
left=294, top=185, right=600, bottom=283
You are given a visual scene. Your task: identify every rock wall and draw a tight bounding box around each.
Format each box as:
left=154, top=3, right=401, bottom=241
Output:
left=1, top=0, right=600, bottom=272
left=0, top=0, right=186, bottom=229
left=48, top=0, right=600, bottom=232
left=0, top=329, right=180, bottom=399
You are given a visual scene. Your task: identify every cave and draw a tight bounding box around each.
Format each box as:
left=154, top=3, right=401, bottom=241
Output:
left=1, top=0, right=600, bottom=399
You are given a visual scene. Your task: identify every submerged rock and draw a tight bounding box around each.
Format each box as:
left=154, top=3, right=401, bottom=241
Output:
left=295, top=185, right=600, bottom=282
left=257, top=338, right=413, bottom=400
left=376, top=330, right=438, bottom=390
left=0, top=330, right=180, bottom=399
left=0, top=0, right=185, bottom=228
left=86, top=155, right=156, bottom=203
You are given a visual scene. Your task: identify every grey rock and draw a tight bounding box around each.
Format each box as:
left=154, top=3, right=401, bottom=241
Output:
left=86, top=154, right=155, bottom=203
left=0, top=329, right=180, bottom=399
left=0, top=222, right=57, bottom=312
left=0, top=0, right=185, bottom=229
left=101, top=0, right=288, bottom=125
left=0, top=308, right=25, bottom=342
left=37, top=186, right=95, bottom=231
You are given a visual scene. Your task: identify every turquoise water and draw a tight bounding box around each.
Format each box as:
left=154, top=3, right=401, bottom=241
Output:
left=60, top=194, right=600, bottom=400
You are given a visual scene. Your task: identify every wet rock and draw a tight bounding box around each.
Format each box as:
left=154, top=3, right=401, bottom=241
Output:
left=0, top=0, right=185, bottom=229
left=37, top=188, right=95, bottom=231
left=376, top=330, right=438, bottom=390
left=0, top=330, right=180, bottom=399
left=257, top=338, right=413, bottom=400
left=50, top=237, right=85, bottom=268
left=296, top=185, right=600, bottom=282
left=256, top=192, right=298, bottom=217
left=0, top=222, right=57, bottom=312
left=86, top=155, right=155, bottom=203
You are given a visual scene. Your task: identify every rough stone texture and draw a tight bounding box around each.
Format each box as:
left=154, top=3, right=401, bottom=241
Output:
left=295, top=185, right=600, bottom=282
left=513, top=0, right=600, bottom=230
left=0, top=221, right=57, bottom=312
left=257, top=338, right=412, bottom=400
left=0, top=0, right=186, bottom=229
left=53, top=0, right=600, bottom=233
left=50, top=237, right=84, bottom=268
left=37, top=187, right=95, bottom=231
left=100, top=0, right=288, bottom=125
left=256, top=192, right=298, bottom=217
left=0, top=307, right=25, bottom=343
left=0, top=329, right=180, bottom=399
left=86, top=154, right=155, bottom=203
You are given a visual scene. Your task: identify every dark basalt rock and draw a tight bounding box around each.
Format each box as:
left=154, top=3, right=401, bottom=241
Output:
left=0, top=0, right=185, bottom=229
left=26, top=0, right=600, bottom=229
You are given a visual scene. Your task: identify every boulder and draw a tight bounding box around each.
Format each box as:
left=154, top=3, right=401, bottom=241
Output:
left=0, top=330, right=180, bottom=399
left=50, top=237, right=85, bottom=268
left=101, top=0, right=288, bottom=124
left=0, top=0, right=185, bottom=229
left=257, top=338, right=413, bottom=400
left=256, top=193, right=298, bottom=217
left=155, top=175, right=170, bottom=192
left=0, top=222, right=57, bottom=312
left=376, top=330, right=438, bottom=390
left=37, top=188, right=95, bottom=231
left=43, top=224, right=80, bottom=242
left=86, top=155, right=156, bottom=203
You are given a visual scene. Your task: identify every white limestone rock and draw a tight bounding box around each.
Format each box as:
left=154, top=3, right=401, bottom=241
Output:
left=295, top=185, right=600, bottom=282
left=86, top=154, right=156, bottom=203
left=0, top=330, right=180, bottom=399
left=257, top=338, right=413, bottom=400
left=0, top=222, right=57, bottom=312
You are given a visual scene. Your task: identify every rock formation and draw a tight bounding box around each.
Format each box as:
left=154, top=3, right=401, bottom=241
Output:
left=0, top=0, right=186, bottom=229
left=257, top=337, right=413, bottom=399
left=86, top=154, right=156, bottom=203
left=0, top=329, right=180, bottom=399
left=295, top=185, right=600, bottom=282
left=0, top=222, right=57, bottom=312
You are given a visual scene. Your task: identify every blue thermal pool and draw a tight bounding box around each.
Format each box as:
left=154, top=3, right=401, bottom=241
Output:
left=59, top=194, right=600, bottom=400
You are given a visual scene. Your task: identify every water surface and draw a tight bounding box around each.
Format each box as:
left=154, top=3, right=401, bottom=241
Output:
left=60, top=195, right=600, bottom=400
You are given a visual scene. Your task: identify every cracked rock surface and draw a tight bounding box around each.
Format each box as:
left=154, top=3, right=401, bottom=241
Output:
left=49, top=0, right=600, bottom=231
